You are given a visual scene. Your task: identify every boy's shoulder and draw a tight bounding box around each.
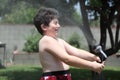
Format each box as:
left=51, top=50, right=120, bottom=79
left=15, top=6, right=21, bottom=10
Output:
left=39, top=36, right=55, bottom=50
left=40, top=36, right=52, bottom=43
left=40, top=36, right=66, bottom=47
left=39, top=36, right=58, bottom=45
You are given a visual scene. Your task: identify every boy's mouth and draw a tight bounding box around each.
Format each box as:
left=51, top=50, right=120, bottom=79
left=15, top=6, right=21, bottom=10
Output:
left=55, top=28, right=59, bottom=32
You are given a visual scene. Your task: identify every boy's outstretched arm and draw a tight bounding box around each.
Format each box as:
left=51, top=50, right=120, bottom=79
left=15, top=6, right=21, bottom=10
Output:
left=62, top=39, right=101, bottom=62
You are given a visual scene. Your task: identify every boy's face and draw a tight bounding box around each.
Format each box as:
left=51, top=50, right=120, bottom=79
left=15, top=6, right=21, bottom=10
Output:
left=43, top=18, right=60, bottom=38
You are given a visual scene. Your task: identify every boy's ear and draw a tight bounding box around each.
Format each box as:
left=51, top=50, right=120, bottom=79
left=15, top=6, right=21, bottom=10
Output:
left=41, top=24, right=47, bottom=31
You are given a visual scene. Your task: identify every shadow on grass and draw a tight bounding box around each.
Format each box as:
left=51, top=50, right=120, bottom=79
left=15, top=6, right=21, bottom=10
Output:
left=0, top=66, right=120, bottom=80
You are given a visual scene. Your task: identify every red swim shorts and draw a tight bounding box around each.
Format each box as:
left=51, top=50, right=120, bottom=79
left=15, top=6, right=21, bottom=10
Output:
left=40, top=70, right=72, bottom=80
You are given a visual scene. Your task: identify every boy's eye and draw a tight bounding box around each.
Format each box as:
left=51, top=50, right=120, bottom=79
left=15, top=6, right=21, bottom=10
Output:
left=52, top=19, right=59, bottom=25
left=54, top=21, right=58, bottom=24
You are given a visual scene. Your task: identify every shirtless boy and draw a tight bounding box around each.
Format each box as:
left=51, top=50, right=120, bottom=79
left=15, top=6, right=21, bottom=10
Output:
left=33, top=7, right=104, bottom=80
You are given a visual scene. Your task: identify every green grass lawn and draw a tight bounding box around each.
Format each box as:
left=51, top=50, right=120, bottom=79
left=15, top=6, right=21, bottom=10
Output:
left=0, top=65, right=120, bottom=80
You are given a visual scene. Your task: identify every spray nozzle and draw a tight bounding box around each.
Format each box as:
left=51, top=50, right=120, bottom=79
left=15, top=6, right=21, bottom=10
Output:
left=93, top=45, right=107, bottom=61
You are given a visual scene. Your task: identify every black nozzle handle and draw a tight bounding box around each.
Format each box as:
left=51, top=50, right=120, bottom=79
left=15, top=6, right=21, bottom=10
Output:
left=94, top=45, right=107, bottom=61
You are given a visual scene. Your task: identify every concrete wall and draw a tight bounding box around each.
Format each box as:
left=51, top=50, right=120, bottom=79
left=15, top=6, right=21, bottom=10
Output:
left=0, top=24, right=34, bottom=60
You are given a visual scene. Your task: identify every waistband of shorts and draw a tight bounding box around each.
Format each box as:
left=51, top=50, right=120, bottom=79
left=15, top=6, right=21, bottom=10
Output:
left=42, top=70, right=70, bottom=76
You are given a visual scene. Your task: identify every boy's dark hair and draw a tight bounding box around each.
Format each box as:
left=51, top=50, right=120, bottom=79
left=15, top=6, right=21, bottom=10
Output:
left=34, top=7, right=59, bottom=35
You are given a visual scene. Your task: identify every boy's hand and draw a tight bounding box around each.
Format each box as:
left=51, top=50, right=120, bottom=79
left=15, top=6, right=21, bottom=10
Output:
left=94, top=56, right=101, bottom=62
left=92, top=61, right=105, bottom=74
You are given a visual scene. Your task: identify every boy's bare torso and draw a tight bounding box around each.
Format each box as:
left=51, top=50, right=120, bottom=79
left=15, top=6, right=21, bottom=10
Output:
left=39, top=36, right=69, bottom=72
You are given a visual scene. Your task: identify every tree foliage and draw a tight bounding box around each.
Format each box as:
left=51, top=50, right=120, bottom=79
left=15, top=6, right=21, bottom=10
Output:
left=3, top=1, right=37, bottom=24
left=0, top=0, right=80, bottom=25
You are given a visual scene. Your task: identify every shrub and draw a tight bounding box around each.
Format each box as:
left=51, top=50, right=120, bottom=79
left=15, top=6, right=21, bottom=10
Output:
left=67, top=32, right=81, bottom=48
left=23, top=29, right=42, bottom=52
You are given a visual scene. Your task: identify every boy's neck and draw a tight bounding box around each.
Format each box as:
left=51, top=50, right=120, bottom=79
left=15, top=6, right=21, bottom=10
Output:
left=43, top=35, right=58, bottom=40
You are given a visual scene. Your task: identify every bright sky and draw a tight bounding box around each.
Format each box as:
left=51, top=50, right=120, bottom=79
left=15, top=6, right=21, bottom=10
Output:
left=74, top=2, right=81, bottom=15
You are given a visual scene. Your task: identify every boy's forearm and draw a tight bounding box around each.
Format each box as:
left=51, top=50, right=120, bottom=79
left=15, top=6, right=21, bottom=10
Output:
left=64, top=55, right=94, bottom=70
left=78, top=49, right=99, bottom=61
left=64, top=55, right=103, bottom=73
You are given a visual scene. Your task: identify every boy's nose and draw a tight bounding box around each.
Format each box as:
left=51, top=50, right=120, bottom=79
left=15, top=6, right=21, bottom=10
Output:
left=57, top=24, right=60, bottom=28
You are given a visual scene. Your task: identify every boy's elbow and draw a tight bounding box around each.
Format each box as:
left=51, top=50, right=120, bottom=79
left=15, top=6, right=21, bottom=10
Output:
left=62, top=56, right=72, bottom=64
left=64, top=58, right=70, bottom=63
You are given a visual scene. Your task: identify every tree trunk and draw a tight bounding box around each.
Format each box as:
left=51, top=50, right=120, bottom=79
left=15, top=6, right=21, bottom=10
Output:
left=78, top=0, right=96, bottom=47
